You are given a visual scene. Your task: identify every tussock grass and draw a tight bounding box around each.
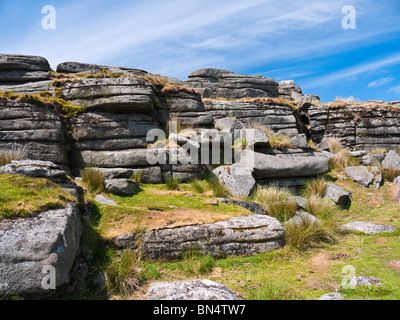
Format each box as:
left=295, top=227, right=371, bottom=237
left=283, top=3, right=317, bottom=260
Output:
left=105, top=249, right=142, bottom=297
left=374, top=161, right=400, bottom=182
left=254, top=186, right=297, bottom=222
left=209, top=177, right=231, bottom=198
left=161, top=84, right=199, bottom=95
left=302, top=177, right=327, bottom=198
left=325, top=137, right=342, bottom=154
left=0, top=144, right=28, bottom=167
left=165, top=177, right=181, bottom=190
left=82, top=168, right=105, bottom=194
left=306, top=195, right=336, bottom=220
left=190, top=179, right=207, bottom=194
left=285, top=218, right=337, bottom=251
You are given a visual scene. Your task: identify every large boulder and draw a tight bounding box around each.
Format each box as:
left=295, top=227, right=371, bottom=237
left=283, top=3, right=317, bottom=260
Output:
left=146, top=280, right=242, bottom=300
left=142, top=215, right=286, bottom=260
left=345, top=166, right=375, bottom=188
left=0, top=204, right=81, bottom=296
left=324, top=183, right=352, bottom=207
left=382, top=150, right=400, bottom=171
left=212, top=163, right=256, bottom=197
left=105, top=179, right=139, bottom=196
left=248, top=152, right=329, bottom=180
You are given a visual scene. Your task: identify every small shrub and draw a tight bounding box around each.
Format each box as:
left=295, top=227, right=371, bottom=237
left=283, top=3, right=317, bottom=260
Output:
left=254, top=186, right=297, bottom=222
left=285, top=218, right=337, bottom=250
left=105, top=249, right=142, bottom=297
left=0, top=144, right=28, bottom=167
left=302, top=177, right=327, bottom=198
left=209, top=177, right=231, bottom=198
left=165, top=177, right=181, bottom=190
left=82, top=168, right=105, bottom=193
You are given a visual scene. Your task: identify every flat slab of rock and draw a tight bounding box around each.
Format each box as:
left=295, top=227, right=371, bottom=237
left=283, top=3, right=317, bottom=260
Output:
left=105, top=179, right=139, bottom=196
left=146, top=280, right=242, bottom=300
left=249, top=152, right=329, bottom=179
left=0, top=204, right=81, bottom=296
left=216, top=198, right=266, bottom=215
left=340, top=221, right=396, bottom=234
left=350, top=276, right=382, bottom=287
left=324, top=183, right=352, bottom=207
left=0, top=160, right=67, bottom=182
left=345, top=166, right=374, bottom=188
left=94, top=195, right=117, bottom=206
left=318, top=292, right=345, bottom=300
left=142, top=215, right=286, bottom=260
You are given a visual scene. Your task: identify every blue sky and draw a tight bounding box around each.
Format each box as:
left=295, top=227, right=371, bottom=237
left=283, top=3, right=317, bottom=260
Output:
left=1, top=0, right=400, bottom=102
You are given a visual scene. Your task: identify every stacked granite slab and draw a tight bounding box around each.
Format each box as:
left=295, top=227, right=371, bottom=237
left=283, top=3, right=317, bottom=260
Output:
left=0, top=54, right=53, bottom=94
left=184, top=68, right=279, bottom=99
left=308, top=104, right=400, bottom=151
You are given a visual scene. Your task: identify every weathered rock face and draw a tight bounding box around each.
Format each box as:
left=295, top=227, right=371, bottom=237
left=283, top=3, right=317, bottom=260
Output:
left=0, top=204, right=82, bottom=296
left=163, top=90, right=214, bottom=128
left=249, top=152, right=330, bottom=180
left=345, top=166, right=375, bottom=188
left=60, top=77, right=155, bottom=113
left=204, top=100, right=299, bottom=136
left=146, top=280, right=243, bottom=300
left=382, top=150, right=400, bottom=171
left=0, top=55, right=51, bottom=84
left=309, top=105, right=400, bottom=151
left=0, top=100, right=68, bottom=166
left=0, top=160, right=68, bottom=183
left=185, top=68, right=279, bottom=99
left=142, top=215, right=286, bottom=260
left=278, top=80, right=303, bottom=101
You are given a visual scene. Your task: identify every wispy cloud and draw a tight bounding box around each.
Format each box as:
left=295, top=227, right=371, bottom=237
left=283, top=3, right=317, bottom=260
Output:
left=368, top=77, right=394, bottom=88
left=390, top=84, right=400, bottom=94
left=302, top=53, right=400, bottom=89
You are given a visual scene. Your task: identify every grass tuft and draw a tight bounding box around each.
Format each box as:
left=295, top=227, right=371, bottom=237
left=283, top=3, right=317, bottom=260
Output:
left=302, top=177, right=327, bottom=198
left=82, top=168, right=105, bottom=194
left=165, top=177, right=181, bottom=190
left=0, top=144, right=28, bottom=167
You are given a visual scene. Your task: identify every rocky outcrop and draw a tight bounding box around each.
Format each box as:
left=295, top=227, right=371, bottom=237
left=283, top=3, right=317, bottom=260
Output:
left=185, top=68, right=279, bottom=99
left=0, top=55, right=51, bottom=84
left=0, top=204, right=82, bottom=297
left=142, top=215, right=286, bottom=260
left=146, top=280, right=242, bottom=300
left=0, top=99, right=68, bottom=166
left=308, top=104, right=400, bottom=151
left=204, top=99, right=299, bottom=137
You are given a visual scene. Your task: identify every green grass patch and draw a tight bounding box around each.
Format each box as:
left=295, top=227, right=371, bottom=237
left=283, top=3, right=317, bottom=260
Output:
left=0, top=174, right=75, bottom=219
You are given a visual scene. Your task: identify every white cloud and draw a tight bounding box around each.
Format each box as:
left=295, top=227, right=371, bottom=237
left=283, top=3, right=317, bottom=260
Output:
left=368, top=77, right=394, bottom=88
left=390, top=84, right=400, bottom=94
